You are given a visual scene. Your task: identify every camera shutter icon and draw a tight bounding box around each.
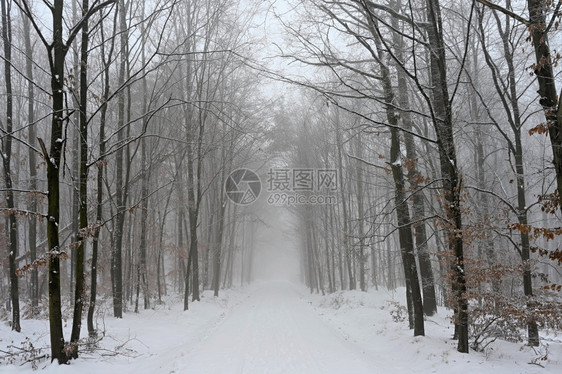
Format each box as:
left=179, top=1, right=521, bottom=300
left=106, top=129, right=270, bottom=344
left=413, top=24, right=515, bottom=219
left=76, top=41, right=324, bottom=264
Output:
left=225, top=169, right=261, bottom=205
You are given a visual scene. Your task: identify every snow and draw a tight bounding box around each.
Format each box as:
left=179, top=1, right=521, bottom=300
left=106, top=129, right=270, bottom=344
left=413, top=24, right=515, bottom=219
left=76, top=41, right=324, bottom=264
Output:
left=174, top=281, right=372, bottom=373
left=0, top=290, right=246, bottom=373
left=310, top=288, right=561, bottom=374
left=1, top=282, right=561, bottom=373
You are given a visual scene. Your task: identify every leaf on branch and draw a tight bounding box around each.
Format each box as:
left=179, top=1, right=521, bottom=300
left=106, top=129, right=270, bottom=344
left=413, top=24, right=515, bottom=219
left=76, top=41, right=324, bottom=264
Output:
left=543, top=283, right=562, bottom=292
left=529, top=123, right=550, bottom=136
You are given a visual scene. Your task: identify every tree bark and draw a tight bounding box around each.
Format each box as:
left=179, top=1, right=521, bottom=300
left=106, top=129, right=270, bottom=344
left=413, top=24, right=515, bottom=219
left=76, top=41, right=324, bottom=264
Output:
left=525, top=0, right=562, bottom=211
left=69, top=0, right=90, bottom=354
left=40, top=0, right=68, bottom=363
left=138, top=5, right=150, bottom=310
left=390, top=4, right=437, bottom=315
left=425, top=0, right=469, bottom=353
left=1, top=0, right=21, bottom=333
left=354, top=134, right=367, bottom=291
left=363, top=8, right=424, bottom=335
left=335, top=111, right=354, bottom=290
left=112, top=0, right=129, bottom=318
left=21, top=7, right=39, bottom=313
left=88, top=10, right=115, bottom=337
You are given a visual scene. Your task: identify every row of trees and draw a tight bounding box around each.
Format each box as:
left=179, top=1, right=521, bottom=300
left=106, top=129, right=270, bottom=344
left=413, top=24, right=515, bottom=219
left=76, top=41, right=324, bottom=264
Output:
left=1, top=0, right=267, bottom=364
left=268, top=0, right=562, bottom=354
left=2, top=0, right=562, bottom=365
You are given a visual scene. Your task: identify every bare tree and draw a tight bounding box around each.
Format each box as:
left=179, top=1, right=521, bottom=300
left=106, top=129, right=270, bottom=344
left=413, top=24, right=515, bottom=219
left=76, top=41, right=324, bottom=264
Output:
left=476, top=0, right=562, bottom=212
left=476, top=3, right=539, bottom=346
left=15, top=0, right=115, bottom=362
left=20, top=4, right=39, bottom=314
left=1, top=0, right=21, bottom=333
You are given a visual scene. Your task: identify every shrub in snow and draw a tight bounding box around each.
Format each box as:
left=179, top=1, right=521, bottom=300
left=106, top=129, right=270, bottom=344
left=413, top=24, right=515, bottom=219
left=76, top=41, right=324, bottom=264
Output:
left=387, top=300, right=407, bottom=323
left=0, top=337, right=47, bottom=370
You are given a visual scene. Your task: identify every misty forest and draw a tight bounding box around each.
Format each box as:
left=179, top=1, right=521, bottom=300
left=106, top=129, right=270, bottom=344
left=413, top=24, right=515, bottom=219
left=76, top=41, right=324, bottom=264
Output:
left=1, top=0, right=562, bottom=372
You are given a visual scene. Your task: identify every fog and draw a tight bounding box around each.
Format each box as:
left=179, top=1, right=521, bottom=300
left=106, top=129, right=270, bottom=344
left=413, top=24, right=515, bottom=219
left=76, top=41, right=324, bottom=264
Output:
left=2, top=0, right=562, bottom=369
left=251, top=206, right=301, bottom=283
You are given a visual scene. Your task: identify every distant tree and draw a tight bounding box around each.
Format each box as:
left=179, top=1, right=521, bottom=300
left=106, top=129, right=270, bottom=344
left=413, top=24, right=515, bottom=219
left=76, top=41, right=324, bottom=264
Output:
left=475, top=3, right=539, bottom=346
left=476, top=0, right=562, bottom=213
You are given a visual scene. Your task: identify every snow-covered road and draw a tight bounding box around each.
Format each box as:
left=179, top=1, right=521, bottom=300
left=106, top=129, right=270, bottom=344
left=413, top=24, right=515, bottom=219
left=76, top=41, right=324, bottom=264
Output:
left=98, top=280, right=560, bottom=374
left=4, top=280, right=559, bottom=373
left=171, top=281, right=373, bottom=374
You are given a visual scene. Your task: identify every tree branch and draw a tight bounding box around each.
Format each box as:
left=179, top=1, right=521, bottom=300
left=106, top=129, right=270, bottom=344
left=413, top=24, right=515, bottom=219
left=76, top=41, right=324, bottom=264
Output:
left=13, top=0, right=50, bottom=49
left=66, top=0, right=117, bottom=49
left=545, top=0, right=562, bottom=34
left=475, top=0, right=530, bottom=26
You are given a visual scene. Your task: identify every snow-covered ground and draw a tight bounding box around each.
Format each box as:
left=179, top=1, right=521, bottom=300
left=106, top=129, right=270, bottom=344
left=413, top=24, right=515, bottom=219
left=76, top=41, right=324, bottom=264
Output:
left=309, top=286, right=561, bottom=374
left=1, top=281, right=561, bottom=373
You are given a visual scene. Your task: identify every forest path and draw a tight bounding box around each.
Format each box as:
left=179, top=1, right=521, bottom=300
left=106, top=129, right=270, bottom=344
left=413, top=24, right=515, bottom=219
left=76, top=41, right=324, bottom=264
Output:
left=173, top=280, right=374, bottom=373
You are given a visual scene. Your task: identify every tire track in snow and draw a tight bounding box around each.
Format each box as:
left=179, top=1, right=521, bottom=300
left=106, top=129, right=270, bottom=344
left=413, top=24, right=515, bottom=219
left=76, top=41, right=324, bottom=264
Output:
left=174, top=280, right=375, bottom=374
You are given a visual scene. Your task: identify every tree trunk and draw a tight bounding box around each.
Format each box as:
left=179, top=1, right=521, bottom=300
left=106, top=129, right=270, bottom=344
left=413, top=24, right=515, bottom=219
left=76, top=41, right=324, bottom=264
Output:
left=388, top=103, right=425, bottom=338
left=324, top=207, right=334, bottom=293
left=388, top=5, right=437, bottom=315
left=157, top=185, right=173, bottom=303
left=364, top=11, right=424, bottom=335
left=386, top=229, right=394, bottom=290
left=185, top=153, right=201, bottom=305
left=113, top=37, right=124, bottom=313
left=138, top=8, right=150, bottom=310
left=111, top=0, right=129, bottom=318
left=1, top=0, right=21, bottom=333
left=525, top=0, right=562, bottom=211
left=213, top=200, right=226, bottom=297
left=42, top=0, right=68, bottom=363
left=469, top=27, right=499, bottom=298
left=354, top=134, right=367, bottom=292
left=88, top=12, right=115, bottom=337
left=425, top=0, right=468, bottom=353
left=21, top=9, right=39, bottom=312
left=69, top=0, right=90, bottom=354
left=477, top=3, right=539, bottom=346
left=335, top=112, right=354, bottom=290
